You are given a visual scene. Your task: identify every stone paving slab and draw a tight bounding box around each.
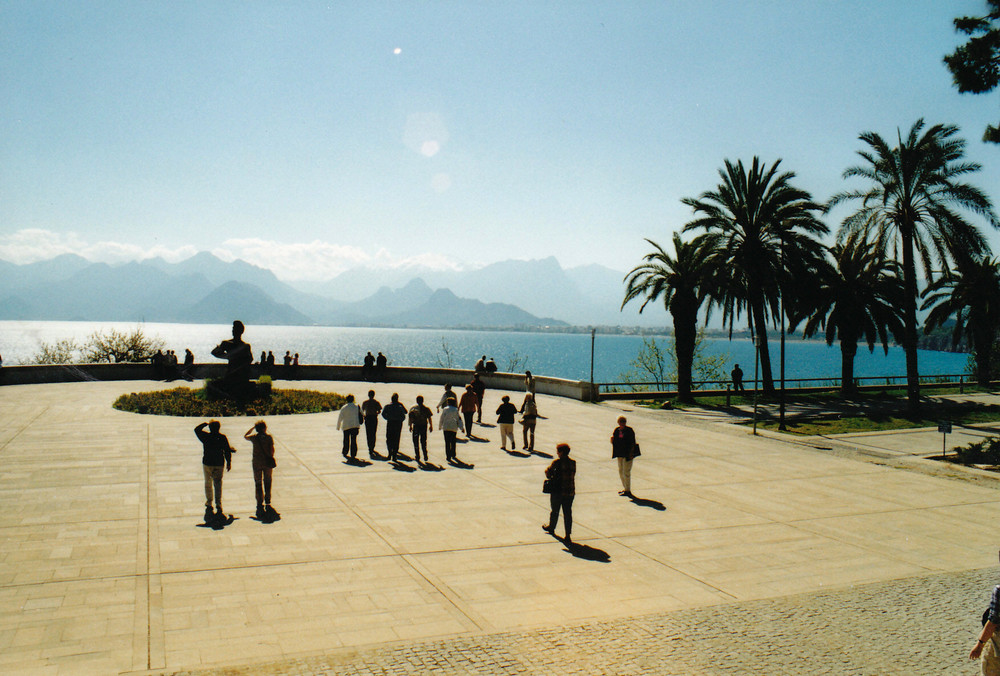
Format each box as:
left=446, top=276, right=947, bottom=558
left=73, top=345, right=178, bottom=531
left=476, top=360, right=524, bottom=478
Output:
left=0, top=380, right=998, bottom=675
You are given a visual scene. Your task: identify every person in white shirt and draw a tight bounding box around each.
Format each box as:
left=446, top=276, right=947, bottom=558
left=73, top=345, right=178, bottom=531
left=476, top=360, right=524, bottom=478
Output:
left=336, top=394, right=362, bottom=460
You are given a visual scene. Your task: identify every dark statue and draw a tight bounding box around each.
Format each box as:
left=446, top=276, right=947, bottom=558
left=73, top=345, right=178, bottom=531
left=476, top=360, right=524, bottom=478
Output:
left=208, top=320, right=255, bottom=399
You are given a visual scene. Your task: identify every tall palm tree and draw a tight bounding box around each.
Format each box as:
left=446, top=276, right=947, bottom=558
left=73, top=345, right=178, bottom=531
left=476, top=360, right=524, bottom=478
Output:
left=829, top=119, right=997, bottom=413
left=921, top=255, right=1000, bottom=386
left=682, top=157, right=828, bottom=394
left=622, top=232, right=716, bottom=403
left=790, top=233, right=906, bottom=395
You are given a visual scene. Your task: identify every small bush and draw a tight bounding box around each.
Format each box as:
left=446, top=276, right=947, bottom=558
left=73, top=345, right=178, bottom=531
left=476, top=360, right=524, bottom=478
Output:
left=952, top=437, right=1000, bottom=466
left=114, top=386, right=346, bottom=417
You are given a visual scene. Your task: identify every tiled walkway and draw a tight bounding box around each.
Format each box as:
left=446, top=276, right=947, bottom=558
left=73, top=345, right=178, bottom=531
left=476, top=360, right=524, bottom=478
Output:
left=1, top=380, right=998, bottom=675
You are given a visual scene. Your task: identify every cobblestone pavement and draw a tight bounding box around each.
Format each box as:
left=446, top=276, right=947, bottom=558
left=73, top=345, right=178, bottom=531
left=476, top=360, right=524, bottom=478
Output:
left=160, top=566, right=995, bottom=675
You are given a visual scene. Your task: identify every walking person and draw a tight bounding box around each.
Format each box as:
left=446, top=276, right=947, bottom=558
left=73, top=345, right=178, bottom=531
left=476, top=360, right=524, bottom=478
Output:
left=244, top=420, right=276, bottom=519
left=194, top=420, right=234, bottom=522
left=496, top=395, right=517, bottom=451
left=337, top=394, right=362, bottom=460
left=381, top=393, right=407, bottom=463
left=437, top=384, right=454, bottom=412
left=408, top=395, right=434, bottom=465
left=971, top=547, right=1000, bottom=675
left=471, top=373, right=486, bottom=424
left=458, top=384, right=478, bottom=439
left=610, top=415, right=640, bottom=498
left=542, top=443, right=576, bottom=543
left=361, top=390, right=382, bottom=459
left=439, top=396, right=465, bottom=464
left=519, top=392, right=537, bottom=452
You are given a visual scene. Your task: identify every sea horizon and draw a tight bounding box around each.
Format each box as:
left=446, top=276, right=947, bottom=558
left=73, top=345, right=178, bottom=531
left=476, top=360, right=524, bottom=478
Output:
left=0, top=320, right=971, bottom=386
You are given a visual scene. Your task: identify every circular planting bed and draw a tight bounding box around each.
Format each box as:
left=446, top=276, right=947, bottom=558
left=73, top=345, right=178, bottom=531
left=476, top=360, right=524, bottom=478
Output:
left=114, top=386, right=346, bottom=417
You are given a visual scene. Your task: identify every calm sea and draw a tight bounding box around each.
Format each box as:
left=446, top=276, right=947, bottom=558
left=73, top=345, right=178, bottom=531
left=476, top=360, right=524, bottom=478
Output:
left=0, top=320, right=970, bottom=385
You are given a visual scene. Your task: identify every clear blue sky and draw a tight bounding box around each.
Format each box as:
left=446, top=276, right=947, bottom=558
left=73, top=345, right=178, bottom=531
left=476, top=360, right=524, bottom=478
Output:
left=2, top=1, right=998, bottom=281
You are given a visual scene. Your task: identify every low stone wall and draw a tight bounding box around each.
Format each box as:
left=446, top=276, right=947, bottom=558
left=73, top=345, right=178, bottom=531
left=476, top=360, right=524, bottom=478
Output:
left=0, top=364, right=598, bottom=402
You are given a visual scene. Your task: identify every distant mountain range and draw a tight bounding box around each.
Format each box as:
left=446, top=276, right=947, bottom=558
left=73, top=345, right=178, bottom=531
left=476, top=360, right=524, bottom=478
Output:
left=0, top=253, right=659, bottom=328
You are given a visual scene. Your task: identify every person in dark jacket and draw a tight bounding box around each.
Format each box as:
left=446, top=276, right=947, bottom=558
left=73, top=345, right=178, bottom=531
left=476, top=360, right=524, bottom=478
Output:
left=542, top=443, right=576, bottom=543
left=381, top=393, right=408, bottom=463
left=195, top=420, right=233, bottom=520
left=610, top=415, right=639, bottom=497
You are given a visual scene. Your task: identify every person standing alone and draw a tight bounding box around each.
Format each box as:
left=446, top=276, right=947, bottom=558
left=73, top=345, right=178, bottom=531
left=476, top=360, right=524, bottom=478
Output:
left=610, top=416, right=639, bottom=498
left=496, top=395, right=517, bottom=451
left=542, top=443, right=576, bottom=543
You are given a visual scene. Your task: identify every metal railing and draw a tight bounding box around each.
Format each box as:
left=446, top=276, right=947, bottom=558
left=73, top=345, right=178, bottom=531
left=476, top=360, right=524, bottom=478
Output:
left=596, top=373, right=974, bottom=396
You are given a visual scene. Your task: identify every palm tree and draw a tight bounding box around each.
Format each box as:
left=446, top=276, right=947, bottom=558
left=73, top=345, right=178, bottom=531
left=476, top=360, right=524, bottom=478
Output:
left=622, top=233, right=716, bottom=403
left=682, top=157, right=828, bottom=394
left=921, top=255, right=1000, bottom=386
left=829, top=119, right=997, bottom=413
left=790, top=233, right=906, bottom=395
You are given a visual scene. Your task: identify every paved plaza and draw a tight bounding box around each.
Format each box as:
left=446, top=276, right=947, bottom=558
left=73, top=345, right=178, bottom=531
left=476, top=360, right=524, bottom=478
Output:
left=1, top=379, right=999, bottom=675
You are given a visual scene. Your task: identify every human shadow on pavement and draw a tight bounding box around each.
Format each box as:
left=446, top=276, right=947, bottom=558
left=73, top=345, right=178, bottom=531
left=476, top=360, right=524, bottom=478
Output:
left=505, top=449, right=531, bottom=458
left=447, top=458, right=475, bottom=469
left=418, top=462, right=444, bottom=472
left=391, top=461, right=417, bottom=473
left=629, top=495, right=666, bottom=511
left=565, top=541, right=610, bottom=562
left=198, top=513, right=236, bottom=530
left=529, top=450, right=553, bottom=459
left=251, top=507, right=281, bottom=524
left=344, top=457, right=373, bottom=467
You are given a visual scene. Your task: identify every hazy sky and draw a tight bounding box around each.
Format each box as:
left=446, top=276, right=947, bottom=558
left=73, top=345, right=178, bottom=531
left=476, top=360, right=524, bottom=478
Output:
left=2, top=1, right=999, bottom=281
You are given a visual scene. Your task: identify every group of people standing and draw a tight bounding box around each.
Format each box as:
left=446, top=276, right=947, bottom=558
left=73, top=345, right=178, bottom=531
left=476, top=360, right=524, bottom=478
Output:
left=259, top=350, right=300, bottom=378
left=362, top=351, right=389, bottom=381
left=334, top=378, right=538, bottom=467
left=151, top=348, right=194, bottom=381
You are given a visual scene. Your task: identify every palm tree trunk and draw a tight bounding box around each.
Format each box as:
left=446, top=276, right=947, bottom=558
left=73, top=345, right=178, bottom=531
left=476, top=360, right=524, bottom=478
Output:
left=974, top=328, right=993, bottom=386
left=840, top=340, right=858, bottom=396
left=900, top=228, right=921, bottom=414
left=672, top=303, right=697, bottom=403
left=751, top=301, right=775, bottom=394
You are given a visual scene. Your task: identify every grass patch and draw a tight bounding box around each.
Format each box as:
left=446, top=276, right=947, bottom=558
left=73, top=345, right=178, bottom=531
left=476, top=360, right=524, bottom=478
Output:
left=114, top=386, right=346, bottom=417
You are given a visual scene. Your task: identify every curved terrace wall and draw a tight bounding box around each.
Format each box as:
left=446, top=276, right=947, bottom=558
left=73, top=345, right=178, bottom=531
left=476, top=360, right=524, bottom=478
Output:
left=0, top=364, right=597, bottom=402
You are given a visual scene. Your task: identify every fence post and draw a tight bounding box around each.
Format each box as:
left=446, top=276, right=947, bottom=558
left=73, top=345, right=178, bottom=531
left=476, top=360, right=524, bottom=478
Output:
left=726, top=385, right=731, bottom=407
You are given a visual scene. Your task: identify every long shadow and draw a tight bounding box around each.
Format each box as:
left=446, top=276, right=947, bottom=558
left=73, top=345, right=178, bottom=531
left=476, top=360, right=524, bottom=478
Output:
left=197, top=514, right=237, bottom=531
left=529, top=450, right=553, bottom=459
left=396, top=452, right=414, bottom=462
left=344, top=457, right=373, bottom=467
left=391, top=461, right=417, bottom=473
left=477, top=422, right=496, bottom=429
left=566, top=541, right=611, bottom=563
left=418, top=462, right=444, bottom=472
left=368, top=451, right=388, bottom=462
left=629, top=495, right=667, bottom=511
left=543, top=532, right=610, bottom=562
left=505, top=449, right=531, bottom=458
left=447, top=458, right=475, bottom=469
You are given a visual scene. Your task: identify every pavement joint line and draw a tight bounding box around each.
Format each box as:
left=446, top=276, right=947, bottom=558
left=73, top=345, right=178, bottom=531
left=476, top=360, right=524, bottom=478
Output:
left=0, top=403, right=49, bottom=453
